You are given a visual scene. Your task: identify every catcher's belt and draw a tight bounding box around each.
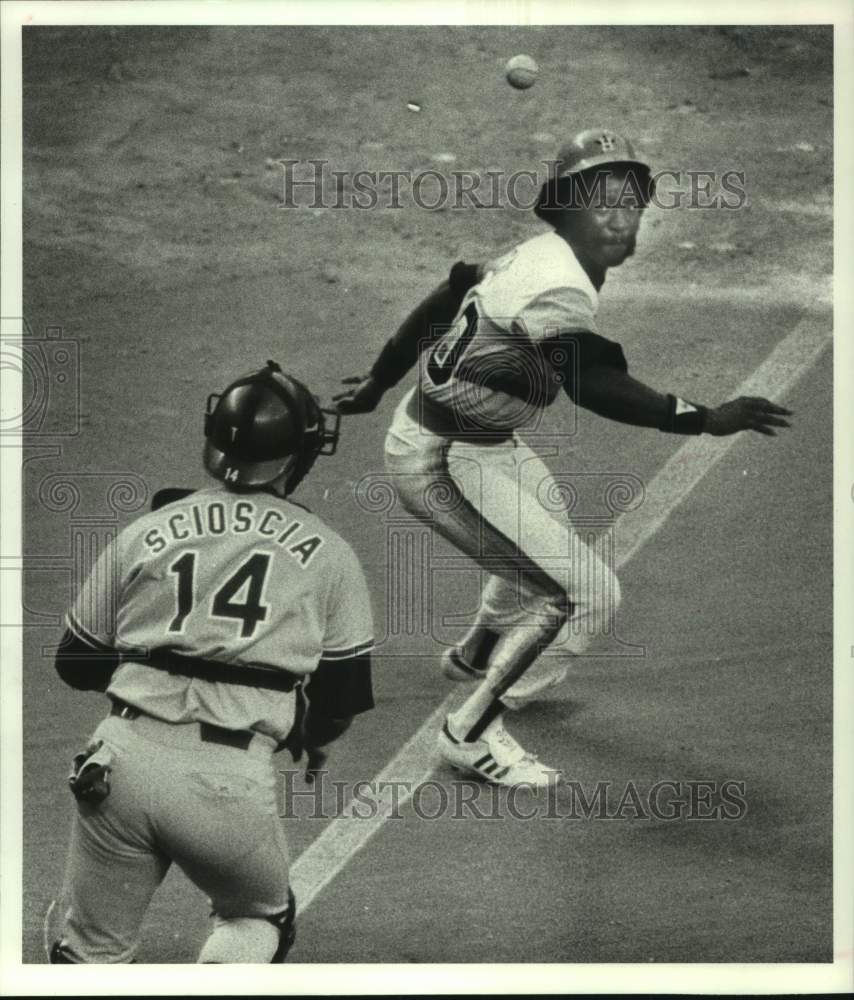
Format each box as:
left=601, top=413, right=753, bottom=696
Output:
left=120, top=647, right=301, bottom=692
left=109, top=699, right=258, bottom=751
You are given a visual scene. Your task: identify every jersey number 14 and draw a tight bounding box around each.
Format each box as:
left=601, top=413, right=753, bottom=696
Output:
left=168, top=550, right=271, bottom=638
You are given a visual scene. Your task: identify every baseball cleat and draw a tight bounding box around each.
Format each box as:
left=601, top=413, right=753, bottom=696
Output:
left=437, top=716, right=558, bottom=787
left=501, top=662, right=568, bottom=710
left=440, top=645, right=488, bottom=682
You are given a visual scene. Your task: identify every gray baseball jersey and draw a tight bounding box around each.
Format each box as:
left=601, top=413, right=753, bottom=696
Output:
left=67, top=484, right=373, bottom=742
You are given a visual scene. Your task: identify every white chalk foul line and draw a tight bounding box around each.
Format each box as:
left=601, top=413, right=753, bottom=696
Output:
left=290, top=699, right=451, bottom=914
left=291, top=312, right=831, bottom=916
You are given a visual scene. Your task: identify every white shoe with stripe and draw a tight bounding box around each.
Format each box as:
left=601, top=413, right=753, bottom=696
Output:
left=437, top=716, right=559, bottom=788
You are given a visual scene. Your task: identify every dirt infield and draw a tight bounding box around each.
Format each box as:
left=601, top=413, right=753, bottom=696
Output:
left=21, top=25, right=832, bottom=964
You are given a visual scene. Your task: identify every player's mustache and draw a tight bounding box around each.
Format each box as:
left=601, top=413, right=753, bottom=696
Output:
left=602, top=235, right=636, bottom=254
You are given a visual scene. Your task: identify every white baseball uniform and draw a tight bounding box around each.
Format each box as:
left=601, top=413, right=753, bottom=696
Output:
left=384, top=231, right=622, bottom=673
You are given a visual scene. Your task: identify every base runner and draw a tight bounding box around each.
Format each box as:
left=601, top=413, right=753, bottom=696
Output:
left=48, top=362, right=374, bottom=963
left=335, top=129, right=791, bottom=788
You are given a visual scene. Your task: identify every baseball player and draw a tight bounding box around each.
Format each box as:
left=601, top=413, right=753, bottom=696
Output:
left=335, top=129, right=791, bottom=788
left=49, top=361, right=374, bottom=963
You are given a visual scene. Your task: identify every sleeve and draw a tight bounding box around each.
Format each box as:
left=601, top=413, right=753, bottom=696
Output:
left=305, top=546, right=374, bottom=718
left=54, top=625, right=119, bottom=692
left=304, top=653, right=373, bottom=718
left=448, top=260, right=483, bottom=298
left=321, top=545, right=373, bottom=659
left=517, top=286, right=600, bottom=341
left=150, top=487, right=196, bottom=511
left=521, top=287, right=628, bottom=399
left=56, top=538, right=124, bottom=691
left=68, top=537, right=122, bottom=647
left=539, top=331, right=628, bottom=376
left=369, top=261, right=483, bottom=389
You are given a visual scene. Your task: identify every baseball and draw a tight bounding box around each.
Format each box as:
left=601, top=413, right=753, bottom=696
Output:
left=505, top=54, right=538, bottom=90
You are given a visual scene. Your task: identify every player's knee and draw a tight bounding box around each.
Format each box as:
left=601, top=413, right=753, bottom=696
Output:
left=199, top=890, right=296, bottom=964
left=267, top=888, right=297, bottom=963
left=543, top=592, right=571, bottom=630
left=49, top=940, right=136, bottom=965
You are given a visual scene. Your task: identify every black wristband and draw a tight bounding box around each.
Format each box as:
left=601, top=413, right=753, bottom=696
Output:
left=660, top=394, right=707, bottom=434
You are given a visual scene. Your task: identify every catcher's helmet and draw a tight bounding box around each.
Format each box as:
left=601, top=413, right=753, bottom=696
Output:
left=536, top=128, right=654, bottom=219
left=203, top=361, right=340, bottom=493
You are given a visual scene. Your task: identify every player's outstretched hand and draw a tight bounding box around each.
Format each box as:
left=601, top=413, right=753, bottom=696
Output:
left=333, top=374, right=385, bottom=415
left=706, top=396, right=793, bottom=437
left=304, top=746, right=329, bottom=784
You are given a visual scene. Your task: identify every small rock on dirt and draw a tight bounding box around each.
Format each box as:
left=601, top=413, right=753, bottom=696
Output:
left=320, top=266, right=341, bottom=284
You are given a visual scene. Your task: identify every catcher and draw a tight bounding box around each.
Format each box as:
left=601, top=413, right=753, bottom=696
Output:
left=48, top=361, right=374, bottom=963
left=335, top=129, right=792, bottom=787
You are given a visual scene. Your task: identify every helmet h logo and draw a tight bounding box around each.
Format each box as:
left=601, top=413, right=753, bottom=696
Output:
left=597, top=132, right=618, bottom=152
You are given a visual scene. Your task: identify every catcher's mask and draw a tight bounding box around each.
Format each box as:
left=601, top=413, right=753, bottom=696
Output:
left=535, top=128, right=654, bottom=221
left=203, top=360, right=340, bottom=493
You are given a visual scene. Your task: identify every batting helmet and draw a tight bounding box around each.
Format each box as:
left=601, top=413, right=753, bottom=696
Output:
left=549, top=129, right=651, bottom=180
left=535, top=128, right=654, bottom=219
left=203, top=361, right=340, bottom=493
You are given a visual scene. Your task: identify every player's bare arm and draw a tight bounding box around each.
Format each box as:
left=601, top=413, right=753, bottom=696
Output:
left=570, top=361, right=793, bottom=437
left=334, top=262, right=482, bottom=414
